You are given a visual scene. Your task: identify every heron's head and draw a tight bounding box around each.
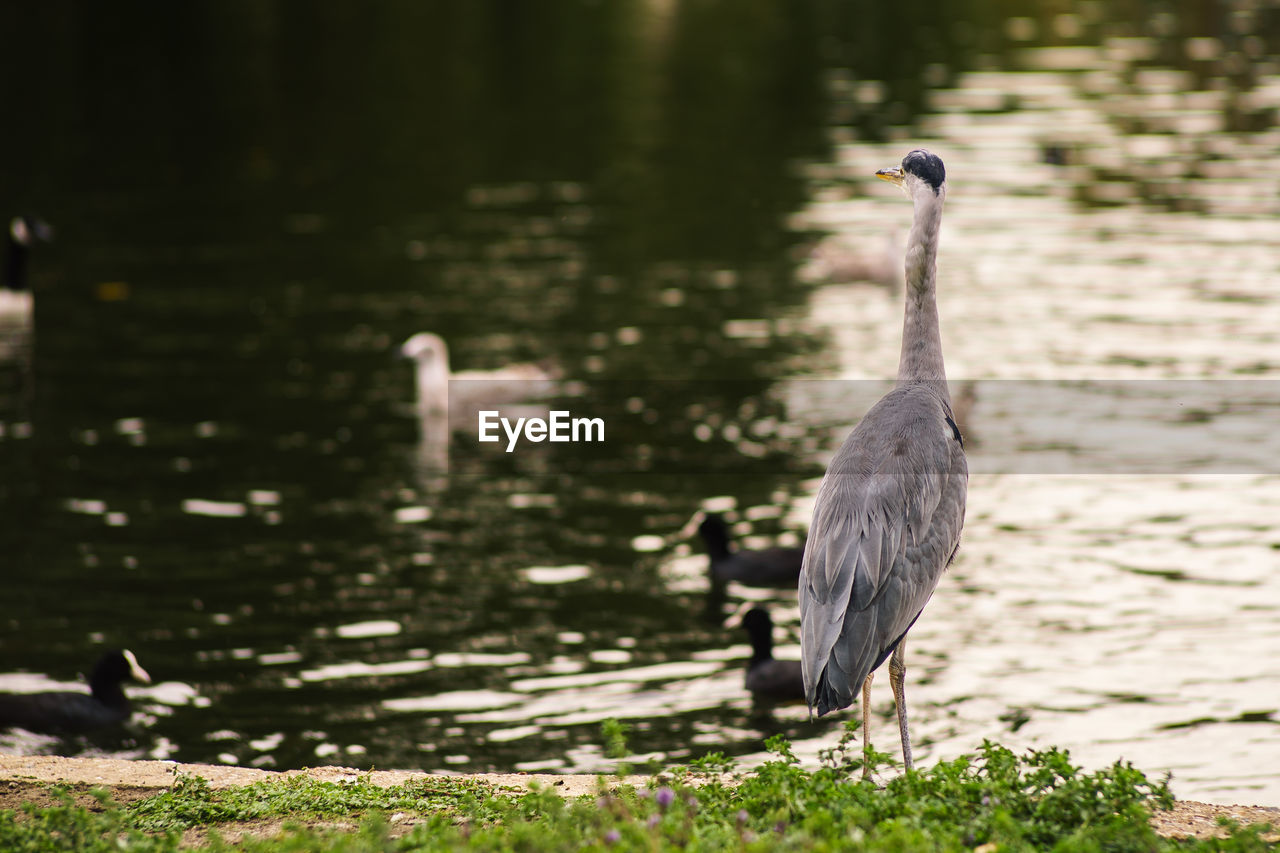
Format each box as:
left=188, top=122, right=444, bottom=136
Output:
left=875, top=149, right=946, bottom=197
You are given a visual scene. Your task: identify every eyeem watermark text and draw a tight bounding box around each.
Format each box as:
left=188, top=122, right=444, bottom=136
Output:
left=478, top=410, right=605, bottom=452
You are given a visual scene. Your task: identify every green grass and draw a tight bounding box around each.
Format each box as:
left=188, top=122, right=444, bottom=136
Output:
left=0, top=730, right=1274, bottom=851
left=127, top=773, right=498, bottom=833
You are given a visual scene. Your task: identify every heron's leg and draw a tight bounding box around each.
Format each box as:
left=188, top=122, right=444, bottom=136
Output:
left=889, top=641, right=913, bottom=771
left=860, top=671, right=874, bottom=779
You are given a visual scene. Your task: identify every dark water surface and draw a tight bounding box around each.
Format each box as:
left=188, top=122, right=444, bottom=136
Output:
left=2, top=3, right=1278, bottom=804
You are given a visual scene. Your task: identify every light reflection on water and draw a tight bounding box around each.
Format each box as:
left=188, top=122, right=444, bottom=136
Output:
left=1, top=9, right=1278, bottom=808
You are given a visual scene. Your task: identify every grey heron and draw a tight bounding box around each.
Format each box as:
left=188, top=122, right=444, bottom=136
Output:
left=798, top=149, right=968, bottom=774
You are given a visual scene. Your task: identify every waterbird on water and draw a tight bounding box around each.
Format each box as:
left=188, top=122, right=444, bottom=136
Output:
left=699, top=511, right=804, bottom=622
left=798, top=229, right=904, bottom=291
left=798, top=150, right=968, bottom=775
left=400, top=332, right=556, bottom=423
left=699, top=512, right=804, bottom=590
left=1, top=216, right=54, bottom=323
left=0, top=649, right=151, bottom=735
left=739, top=607, right=806, bottom=703
left=400, top=332, right=558, bottom=472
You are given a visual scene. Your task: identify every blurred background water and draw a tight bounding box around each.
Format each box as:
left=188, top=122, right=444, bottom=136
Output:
left=2, top=1, right=1279, bottom=805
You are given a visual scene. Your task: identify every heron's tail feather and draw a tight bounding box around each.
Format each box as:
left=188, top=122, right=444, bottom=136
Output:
left=811, top=664, right=857, bottom=717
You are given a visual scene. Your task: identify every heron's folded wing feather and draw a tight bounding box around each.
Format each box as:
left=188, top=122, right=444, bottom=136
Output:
left=799, top=387, right=966, bottom=712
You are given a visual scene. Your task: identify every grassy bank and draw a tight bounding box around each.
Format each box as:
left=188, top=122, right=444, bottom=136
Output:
left=1, top=730, right=1275, bottom=851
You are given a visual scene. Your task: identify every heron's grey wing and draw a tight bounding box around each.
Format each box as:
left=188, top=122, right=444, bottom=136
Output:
left=799, top=386, right=967, bottom=716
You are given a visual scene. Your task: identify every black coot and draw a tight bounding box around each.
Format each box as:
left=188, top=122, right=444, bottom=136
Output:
left=699, top=513, right=804, bottom=588
left=0, top=649, right=151, bottom=734
left=741, top=608, right=805, bottom=702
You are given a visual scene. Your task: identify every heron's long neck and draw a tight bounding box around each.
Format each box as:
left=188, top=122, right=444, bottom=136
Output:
left=897, top=188, right=949, bottom=394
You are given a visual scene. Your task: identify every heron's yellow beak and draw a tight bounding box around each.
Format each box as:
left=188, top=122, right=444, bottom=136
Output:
left=875, top=166, right=905, bottom=187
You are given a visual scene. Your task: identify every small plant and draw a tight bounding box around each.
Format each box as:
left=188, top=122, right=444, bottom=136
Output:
left=684, top=751, right=734, bottom=776
left=816, top=718, right=895, bottom=778
left=0, top=788, right=179, bottom=853
left=601, top=717, right=632, bottom=760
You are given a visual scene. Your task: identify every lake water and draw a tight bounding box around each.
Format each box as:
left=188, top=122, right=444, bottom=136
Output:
left=1, top=3, right=1278, bottom=806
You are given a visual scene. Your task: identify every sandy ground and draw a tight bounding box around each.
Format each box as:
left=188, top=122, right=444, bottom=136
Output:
left=0, top=755, right=1275, bottom=843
